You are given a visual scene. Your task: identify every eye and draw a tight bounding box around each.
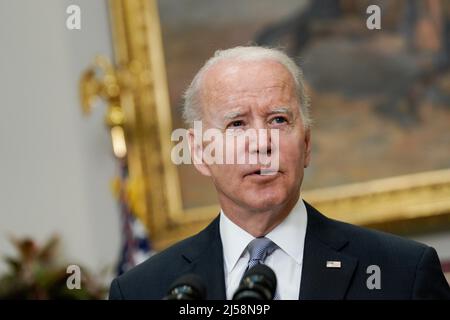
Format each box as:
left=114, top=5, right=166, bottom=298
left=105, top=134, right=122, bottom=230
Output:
left=271, top=116, right=287, bottom=124
left=228, top=120, right=244, bottom=128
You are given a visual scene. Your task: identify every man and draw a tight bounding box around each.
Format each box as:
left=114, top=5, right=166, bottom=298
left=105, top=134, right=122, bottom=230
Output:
left=109, top=46, right=450, bottom=299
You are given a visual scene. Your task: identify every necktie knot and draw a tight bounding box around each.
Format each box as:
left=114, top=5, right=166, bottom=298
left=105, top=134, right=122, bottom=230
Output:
left=247, top=237, right=277, bottom=265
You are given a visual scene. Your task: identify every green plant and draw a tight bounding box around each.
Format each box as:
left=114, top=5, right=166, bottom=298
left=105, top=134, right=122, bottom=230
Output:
left=0, top=235, right=107, bottom=299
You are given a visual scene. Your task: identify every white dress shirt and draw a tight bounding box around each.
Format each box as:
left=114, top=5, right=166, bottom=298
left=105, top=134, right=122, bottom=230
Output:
left=219, top=199, right=308, bottom=300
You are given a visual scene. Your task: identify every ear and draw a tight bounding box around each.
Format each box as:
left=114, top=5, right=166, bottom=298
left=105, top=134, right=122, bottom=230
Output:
left=188, top=128, right=212, bottom=177
left=303, top=128, right=312, bottom=168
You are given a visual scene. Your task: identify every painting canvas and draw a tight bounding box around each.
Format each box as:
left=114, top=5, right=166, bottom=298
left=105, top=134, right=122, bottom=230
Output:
left=158, top=0, right=450, bottom=210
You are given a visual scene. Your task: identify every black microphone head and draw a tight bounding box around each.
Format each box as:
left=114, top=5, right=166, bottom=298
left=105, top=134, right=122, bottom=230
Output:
left=233, top=264, right=277, bottom=300
left=165, top=273, right=206, bottom=300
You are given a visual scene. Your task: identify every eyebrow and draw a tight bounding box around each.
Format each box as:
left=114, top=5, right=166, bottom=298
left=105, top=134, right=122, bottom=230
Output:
left=223, top=111, right=244, bottom=121
left=222, top=106, right=293, bottom=121
left=267, top=107, right=293, bottom=117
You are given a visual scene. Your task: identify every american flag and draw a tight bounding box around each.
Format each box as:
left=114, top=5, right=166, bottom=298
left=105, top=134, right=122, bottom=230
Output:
left=114, top=161, right=155, bottom=275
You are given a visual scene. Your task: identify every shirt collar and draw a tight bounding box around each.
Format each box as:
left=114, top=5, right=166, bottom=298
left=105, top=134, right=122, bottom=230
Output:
left=219, top=198, right=308, bottom=273
left=265, top=199, right=307, bottom=265
left=219, top=210, right=254, bottom=274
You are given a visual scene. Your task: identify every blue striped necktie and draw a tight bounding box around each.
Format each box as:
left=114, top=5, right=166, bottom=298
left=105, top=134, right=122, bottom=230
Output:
left=245, top=237, right=280, bottom=299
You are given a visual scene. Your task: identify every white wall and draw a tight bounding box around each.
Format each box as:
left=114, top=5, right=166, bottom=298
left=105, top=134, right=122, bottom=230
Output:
left=0, top=0, right=121, bottom=281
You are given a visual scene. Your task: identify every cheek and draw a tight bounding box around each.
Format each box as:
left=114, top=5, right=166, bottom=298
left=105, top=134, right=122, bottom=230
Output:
left=278, top=134, right=305, bottom=165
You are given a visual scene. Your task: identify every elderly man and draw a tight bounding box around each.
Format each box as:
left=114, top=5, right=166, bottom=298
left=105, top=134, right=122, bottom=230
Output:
left=109, top=46, right=450, bottom=300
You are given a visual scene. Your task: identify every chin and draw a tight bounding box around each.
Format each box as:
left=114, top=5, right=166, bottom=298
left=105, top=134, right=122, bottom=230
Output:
left=242, top=189, right=288, bottom=211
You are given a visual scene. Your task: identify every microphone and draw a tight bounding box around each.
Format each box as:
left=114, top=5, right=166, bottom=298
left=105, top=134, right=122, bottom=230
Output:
left=232, top=264, right=277, bottom=300
left=164, top=273, right=207, bottom=300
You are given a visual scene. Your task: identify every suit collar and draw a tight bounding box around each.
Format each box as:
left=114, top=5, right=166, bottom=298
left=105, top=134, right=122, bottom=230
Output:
left=180, top=216, right=227, bottom=300
left=299, top=202, right=358, bottom=299
left=303, top=201, right=349, bottom=250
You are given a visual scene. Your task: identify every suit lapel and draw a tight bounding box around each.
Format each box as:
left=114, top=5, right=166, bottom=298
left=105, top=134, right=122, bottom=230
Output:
left=177, top=205, right=358, bottom=300
left=180, top=216, right=227, bottom=300
left=299, top=202, right=358, bottom=299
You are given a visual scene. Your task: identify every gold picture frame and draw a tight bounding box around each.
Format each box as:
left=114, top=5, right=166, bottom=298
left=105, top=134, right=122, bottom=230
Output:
left=84, top=0, right=450, bottom=250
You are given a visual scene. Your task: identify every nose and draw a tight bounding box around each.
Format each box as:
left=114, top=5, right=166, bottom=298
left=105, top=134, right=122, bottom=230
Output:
left=248, top=124, right=272, bottom=157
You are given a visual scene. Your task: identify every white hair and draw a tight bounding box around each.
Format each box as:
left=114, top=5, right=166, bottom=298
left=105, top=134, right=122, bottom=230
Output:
left=182, top=46, right=312, bottom=128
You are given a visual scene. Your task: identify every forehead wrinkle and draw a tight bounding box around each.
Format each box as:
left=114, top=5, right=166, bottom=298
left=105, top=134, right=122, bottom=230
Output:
left=203, top=69, right=294, bottom=102
left=200, top=60, right=298, bottom=121
left=208, top=84, right=293, bottom=111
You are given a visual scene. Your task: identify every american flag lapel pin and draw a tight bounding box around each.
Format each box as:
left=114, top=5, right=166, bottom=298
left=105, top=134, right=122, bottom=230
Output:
left=326, top=260, right=342, bottom=268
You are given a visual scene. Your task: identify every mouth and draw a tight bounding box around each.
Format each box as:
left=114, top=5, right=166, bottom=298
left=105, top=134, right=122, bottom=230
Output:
left=244, top=168, right=281, bottom=178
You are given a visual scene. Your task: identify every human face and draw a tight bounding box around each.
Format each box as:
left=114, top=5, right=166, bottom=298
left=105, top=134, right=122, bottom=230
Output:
left=189, top=59, right=311, bottom=213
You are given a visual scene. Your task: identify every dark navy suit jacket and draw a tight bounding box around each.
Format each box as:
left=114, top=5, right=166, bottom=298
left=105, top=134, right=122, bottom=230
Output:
left=109, top=202, right=450, bottom=299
